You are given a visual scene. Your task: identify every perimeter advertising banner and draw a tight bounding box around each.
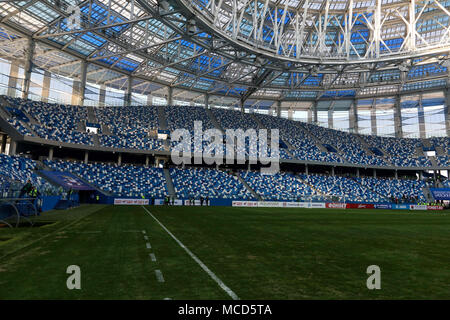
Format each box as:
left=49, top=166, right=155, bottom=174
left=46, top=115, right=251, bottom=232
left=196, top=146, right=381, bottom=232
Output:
left=375, top=204, right=393, bottom=209
left=231, top=201, right=325, bottom=208
left=426, top=205, right=444, bottom=210
left=410, top=205, right=428, bottom=210
left=40, top=170, right=94, bottom=191
left=346, top=203, right=375, bottom=209
left=392, top=204, right=410, bottom=210
left=114, top=199, right=149, bottom=205
left=430, top=188, right=450, bottom=201
left=326, top=203, right=347, bottom=209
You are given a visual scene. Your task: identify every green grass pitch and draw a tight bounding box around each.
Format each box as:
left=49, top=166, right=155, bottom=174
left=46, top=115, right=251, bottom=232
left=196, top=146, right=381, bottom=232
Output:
left=0, top=205, right=449, bottom=299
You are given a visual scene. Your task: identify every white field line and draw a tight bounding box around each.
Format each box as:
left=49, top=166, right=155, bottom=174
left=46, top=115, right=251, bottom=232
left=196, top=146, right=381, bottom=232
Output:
left=146, top=242, right=152, bottom=249
left=142, top=230, right=146, bottom=234
left=150, top=253, right=157, bottom=262
left=144, top=235, right=149, bottom=240
left=142, top=206, right=239, bottom=300
left=155, top=270, right=165, bottom=283
left=72, top=231, right=102, bottom=234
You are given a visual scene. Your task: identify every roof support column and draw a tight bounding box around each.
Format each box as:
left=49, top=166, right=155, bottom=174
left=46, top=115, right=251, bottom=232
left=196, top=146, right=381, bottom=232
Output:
left=418, top=94, right=426, bottom=139
left=99, top=85, right=106, bottom=107
left=350, top=98, right=358, bottom=134
left=307, top=108, right=312, bottom=124
left=394, top=95, right=403, bottom=138
left=125, top=75, right=132, bottom=106
left=41, top=70, right=51, bottom=103
left=328, top=103, right=334, bottom=129
left=1, top=134, right=7, bottom=154
left=205, top=93, right=209, bottom=109
left=288, top=106, right=293, bottom=120
left=7, top=62, right=19, bottom=98
left=312, top=100, right=318, bottom=124
left=22, top=38, right=35, bottom=100
left=9, top=140, right=17, bottom=156
left=147, top=92, right=153, bottom=105
left=167, top=86, right=173, bottom=105
left=371, top=99, right=377, bottom=136
left=444, top=87, right=450, bottom=137
left=276, top=100, right=281, bottom=118
left=79, top=60, right=87, bottom=106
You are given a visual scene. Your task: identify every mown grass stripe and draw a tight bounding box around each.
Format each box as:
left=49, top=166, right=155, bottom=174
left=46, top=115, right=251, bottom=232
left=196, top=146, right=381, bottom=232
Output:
left=142, top=206, right=239, bottom=300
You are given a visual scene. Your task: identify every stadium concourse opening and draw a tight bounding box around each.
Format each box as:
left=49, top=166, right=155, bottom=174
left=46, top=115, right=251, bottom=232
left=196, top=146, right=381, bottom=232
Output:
left=0, top=0, right=449, bottom=304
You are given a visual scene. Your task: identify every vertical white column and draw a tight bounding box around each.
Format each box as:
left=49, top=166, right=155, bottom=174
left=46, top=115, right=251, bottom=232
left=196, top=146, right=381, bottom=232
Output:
left=22, top=39, right=35, bottom=100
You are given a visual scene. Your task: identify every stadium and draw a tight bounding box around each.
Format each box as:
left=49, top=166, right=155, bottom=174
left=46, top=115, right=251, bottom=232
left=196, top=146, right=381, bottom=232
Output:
left=0, top=0, right=449, bottom=302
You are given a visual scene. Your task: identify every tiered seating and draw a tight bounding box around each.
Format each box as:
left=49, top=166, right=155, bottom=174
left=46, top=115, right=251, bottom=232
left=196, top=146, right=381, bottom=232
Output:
left=356, top=177, right=426, bottom=202
left=303, top=123, right=389, bottom=166
left=95, top=105, right=164, bottom=151
left=6, top=119, right=33, bottom=136
left=362, top=135, right=431, bottom=167
left=0, top=154, right=56, bottom=196
left=166, top=106, right=217, bottom=154
left=99, top=134, right=164, bottom=151
left=300, top=174, right=383, bottom=203
left=45, top=160, right=168, bottom=198
left=165, top=105, right=214, bottom=132
left=212, top=108, right=258, bottom=131
left=436, top=156, right=450, bottom=166
left=211, top=108, right=291, bottom=159
left=240, top=170, right=322, bottom=201
left=31, top=124, right=93, bottom=145
left=4, top=97, right=93, bottom=145
left=430, top=137, right=450, bottom=155
left=95, top=105, right=159, bottom=135
left=1, top=97, right=448, bottom=168
left=170, top=167, right=252, bottom=199
left=388, top=155, right=432, bottom=167
left=255, top=113, right=342, bottom=163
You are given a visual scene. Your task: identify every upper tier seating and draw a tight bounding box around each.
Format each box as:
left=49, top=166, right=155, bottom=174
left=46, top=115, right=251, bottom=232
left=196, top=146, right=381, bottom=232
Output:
left=170, top=167, right=252, bottom=199
left=212, top=109, right=291, bottom=160
left=302, top=123, right=389, bottom=166
left=45, top=160, right=168, bottom=198
left=254, top=113, right=343, bottom=163
left=1, top=97, right=448, bottom=168
left=165, top=105, right=214, bottom=132
left=95, top=105, right=164, bottom=150
left=95, top=105, right=159, bottom=136
left=430, top=137, right=450, bottom=155
left=31, top=124, right=93, bottom=145
left=361, top=135, right=431, bottom=167
left=212, top=108, right=259, bottom=131
left=99, top=134, right=163, bottom=151
left=4, top=97, right=93, bottom=145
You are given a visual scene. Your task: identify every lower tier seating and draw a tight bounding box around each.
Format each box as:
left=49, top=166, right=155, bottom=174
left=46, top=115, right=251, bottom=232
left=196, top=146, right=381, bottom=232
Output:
left=170, top=167, right=252, bottom=200
left=45, top=160, right=168, bottom=198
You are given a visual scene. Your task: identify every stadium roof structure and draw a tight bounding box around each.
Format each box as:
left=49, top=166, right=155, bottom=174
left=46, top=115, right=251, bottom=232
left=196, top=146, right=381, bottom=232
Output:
left=0, top=0, right=449, bottom=104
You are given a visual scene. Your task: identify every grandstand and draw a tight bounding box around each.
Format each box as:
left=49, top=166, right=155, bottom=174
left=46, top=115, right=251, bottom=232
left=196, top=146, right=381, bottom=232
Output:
left=0, top=0, right=449, bottom=301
